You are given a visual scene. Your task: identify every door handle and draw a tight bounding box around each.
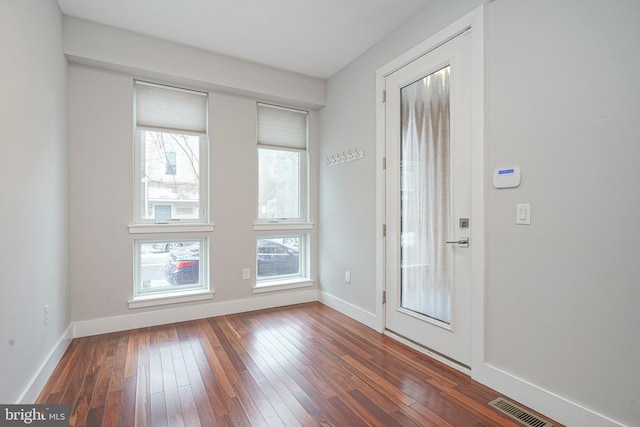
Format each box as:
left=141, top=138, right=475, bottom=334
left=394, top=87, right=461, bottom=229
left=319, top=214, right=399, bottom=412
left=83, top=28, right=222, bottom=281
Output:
left=445, top=237, right=469, bottom=248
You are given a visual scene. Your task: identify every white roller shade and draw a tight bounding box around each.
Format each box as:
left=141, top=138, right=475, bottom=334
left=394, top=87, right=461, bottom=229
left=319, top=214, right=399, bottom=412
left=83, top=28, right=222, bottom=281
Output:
left=136, top=81, right=207, bottom=134
left=257, top=103, right=308, bottom=150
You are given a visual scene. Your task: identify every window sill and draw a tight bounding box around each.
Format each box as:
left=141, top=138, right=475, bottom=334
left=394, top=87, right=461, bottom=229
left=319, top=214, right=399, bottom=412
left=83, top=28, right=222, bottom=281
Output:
left=128, top=290, right=214, bottom=309
left=253, top=222, right=314, bottom=231
left=129, top=223, right=215, bottom=234
left=253, top=278, right=315, bottom=294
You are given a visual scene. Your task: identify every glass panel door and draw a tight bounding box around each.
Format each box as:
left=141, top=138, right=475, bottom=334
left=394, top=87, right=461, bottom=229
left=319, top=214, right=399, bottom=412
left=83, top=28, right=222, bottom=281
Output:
left=384, top=27, right=473, bottom=367
left=400, top=66, right=451, bottom=324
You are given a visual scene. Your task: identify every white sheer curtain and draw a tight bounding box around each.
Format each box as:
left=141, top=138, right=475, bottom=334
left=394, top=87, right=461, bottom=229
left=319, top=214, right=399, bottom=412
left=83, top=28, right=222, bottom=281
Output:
left=400, top=66, right=451, bottom=324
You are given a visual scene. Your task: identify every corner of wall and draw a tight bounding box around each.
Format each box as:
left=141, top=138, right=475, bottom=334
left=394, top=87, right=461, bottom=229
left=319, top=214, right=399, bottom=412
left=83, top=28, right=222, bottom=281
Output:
left=18, top=325, right=73, bottom=404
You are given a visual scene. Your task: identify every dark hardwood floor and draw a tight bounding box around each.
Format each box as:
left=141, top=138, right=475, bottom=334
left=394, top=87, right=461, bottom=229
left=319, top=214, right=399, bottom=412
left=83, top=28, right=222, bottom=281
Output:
left=37, top=302, right=562, bottom=426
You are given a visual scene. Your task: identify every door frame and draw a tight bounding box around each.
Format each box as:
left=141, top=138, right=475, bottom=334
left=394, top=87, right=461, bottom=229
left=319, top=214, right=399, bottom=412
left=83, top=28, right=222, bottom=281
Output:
left=375, top=6, right=485, bottom=377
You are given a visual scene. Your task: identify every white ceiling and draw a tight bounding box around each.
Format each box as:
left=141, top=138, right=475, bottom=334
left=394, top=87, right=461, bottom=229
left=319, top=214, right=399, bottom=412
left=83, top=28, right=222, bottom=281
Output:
left=57, top=0, right=432, bottom=79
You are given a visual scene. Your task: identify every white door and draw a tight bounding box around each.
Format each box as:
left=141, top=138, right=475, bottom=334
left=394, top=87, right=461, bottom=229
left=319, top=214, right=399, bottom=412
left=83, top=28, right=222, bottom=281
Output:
left=385, top=30, right=472, bottom=367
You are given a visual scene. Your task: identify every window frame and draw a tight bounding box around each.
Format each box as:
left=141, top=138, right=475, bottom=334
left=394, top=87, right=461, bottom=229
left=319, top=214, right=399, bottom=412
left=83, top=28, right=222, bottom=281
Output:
left=253, top=103, right=313, bottom=290
left=132, top=237, right=210, bottom=300
left=133, top=81, right=210, bottom=226
left=256, top=103, right=309, bottom=224
left=254, top=233, right=311, bottom=289
left=256, top=235, right=303, bottom=281
left=130, top=80, right=213, bottom=306
left=256, top=146, right=307, bottom=222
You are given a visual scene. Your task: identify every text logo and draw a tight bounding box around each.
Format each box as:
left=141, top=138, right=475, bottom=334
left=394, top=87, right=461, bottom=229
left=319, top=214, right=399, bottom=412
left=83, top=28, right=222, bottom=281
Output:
left=0, top=405, right=68, bottom=426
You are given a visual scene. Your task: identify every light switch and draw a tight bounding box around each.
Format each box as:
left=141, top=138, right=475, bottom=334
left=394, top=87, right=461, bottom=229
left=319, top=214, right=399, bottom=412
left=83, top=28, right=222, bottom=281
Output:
left=516, top=203, right=531, bottom=225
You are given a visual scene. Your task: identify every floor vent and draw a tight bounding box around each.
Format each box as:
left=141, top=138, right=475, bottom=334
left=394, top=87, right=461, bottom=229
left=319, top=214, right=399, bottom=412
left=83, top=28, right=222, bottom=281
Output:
left=489, top=398, right=553, bottom=427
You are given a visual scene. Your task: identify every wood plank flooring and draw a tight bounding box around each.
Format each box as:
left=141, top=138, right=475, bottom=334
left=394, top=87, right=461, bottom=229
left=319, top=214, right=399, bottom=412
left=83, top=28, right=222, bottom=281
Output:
left=37, top=302, right=562, bottom=426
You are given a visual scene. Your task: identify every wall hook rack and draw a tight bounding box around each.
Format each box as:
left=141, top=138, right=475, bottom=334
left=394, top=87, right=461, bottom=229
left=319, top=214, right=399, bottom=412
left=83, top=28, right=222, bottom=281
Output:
left=326, top=148, right=364, bottom=166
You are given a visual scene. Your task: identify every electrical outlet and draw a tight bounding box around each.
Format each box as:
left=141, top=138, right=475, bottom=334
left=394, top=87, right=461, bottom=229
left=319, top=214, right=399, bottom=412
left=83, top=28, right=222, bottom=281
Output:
left=44, top=305, right=49, bottom=326
left=345, top=270, right=351, bottom=284
left=242, top=268, right=251, bottom=280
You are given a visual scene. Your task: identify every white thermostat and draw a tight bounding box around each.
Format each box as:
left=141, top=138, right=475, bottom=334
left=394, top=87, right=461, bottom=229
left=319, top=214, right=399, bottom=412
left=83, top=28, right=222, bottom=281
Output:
left=493, top=167, right=521, bottom=189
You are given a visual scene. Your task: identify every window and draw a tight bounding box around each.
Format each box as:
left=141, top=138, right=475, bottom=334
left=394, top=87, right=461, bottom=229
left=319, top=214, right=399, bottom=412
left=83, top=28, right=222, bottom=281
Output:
left=154, top=204, right=172, bottom=220
left=257, top=236, right=303, bottom=280
left=134, top=238, right=208, bottom=298
left=257, top=103, right=308, bottom=221
left=258, top=149, right=300, bottom=219
left=134, top=81, right=208, bottom=224
left=131, top=81, right=211, bottom=304
left=255, top=103, right=311, bottom=289
left=165, top=151, right=177, bottom=175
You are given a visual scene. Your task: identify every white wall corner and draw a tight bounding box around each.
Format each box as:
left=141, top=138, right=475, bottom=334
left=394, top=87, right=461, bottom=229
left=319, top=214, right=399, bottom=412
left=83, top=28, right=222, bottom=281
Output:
left=72, top=290, right=319, bottom=338
left=18, top=324, right=74, bottom=404
left=319, top=291, right=379, bottom=331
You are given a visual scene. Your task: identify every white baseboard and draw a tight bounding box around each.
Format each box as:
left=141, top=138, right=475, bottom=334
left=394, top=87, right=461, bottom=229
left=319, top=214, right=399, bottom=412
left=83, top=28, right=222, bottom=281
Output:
left=318, top=291, right=378, bottom=330
left=18, top=324, right=73, bottom=404
left=481, top=363, right=629, bottom=427
left=73, top=289, right=319, bottom=338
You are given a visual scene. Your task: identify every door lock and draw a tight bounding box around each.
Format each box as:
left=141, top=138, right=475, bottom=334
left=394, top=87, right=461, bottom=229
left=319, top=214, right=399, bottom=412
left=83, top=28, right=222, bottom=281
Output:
left=445, top=237, right=469, bottom=248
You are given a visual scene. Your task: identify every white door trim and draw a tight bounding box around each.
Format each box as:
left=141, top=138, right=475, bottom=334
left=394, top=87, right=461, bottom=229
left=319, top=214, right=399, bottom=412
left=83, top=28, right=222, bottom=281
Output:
left=375, top=5, right=485, bottom=378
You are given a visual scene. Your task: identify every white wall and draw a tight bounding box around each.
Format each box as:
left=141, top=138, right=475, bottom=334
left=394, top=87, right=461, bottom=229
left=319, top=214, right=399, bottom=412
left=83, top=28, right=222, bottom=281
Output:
left=0, top=1, right=70, bottom=403
left=63, top=17, right=325, bottom=110
left=318, top=0, right=640, bottom=425
left=67, top=27, right=321, bottom=329
left=485, top=1, right=640, bottom=425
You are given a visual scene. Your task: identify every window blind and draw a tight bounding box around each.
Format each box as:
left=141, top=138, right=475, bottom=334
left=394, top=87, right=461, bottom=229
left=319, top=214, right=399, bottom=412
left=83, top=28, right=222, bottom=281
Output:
left=257, top=103, right=308, bottom=150
left=135, top=81, right=207, bottom=134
